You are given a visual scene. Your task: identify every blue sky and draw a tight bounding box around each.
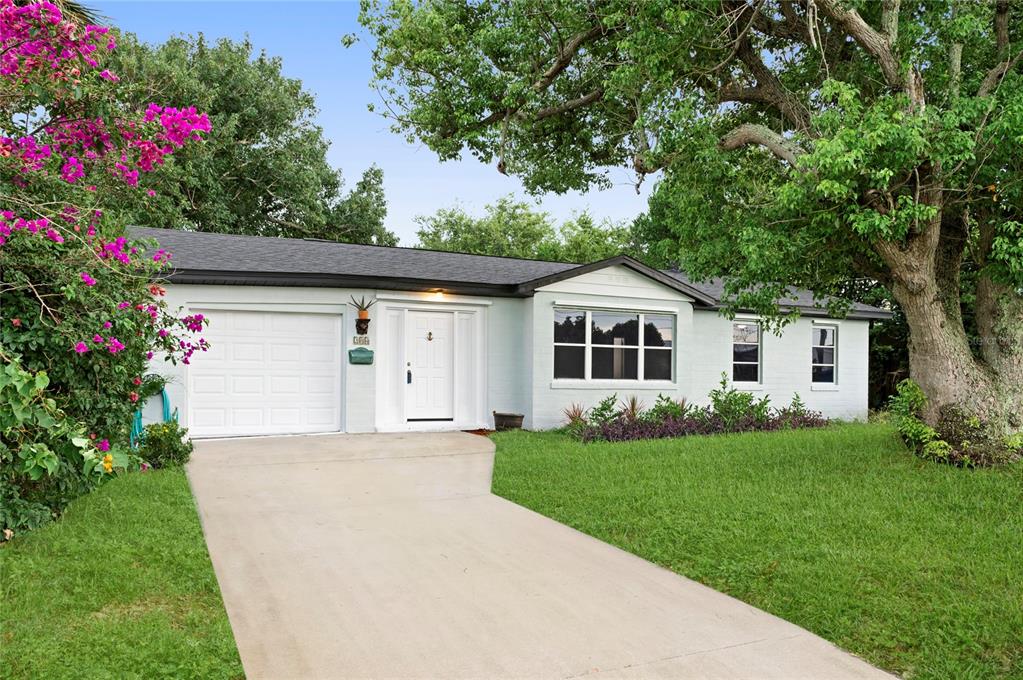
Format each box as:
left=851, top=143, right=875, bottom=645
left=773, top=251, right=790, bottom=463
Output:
left=93, top=1, right=653, bottom=244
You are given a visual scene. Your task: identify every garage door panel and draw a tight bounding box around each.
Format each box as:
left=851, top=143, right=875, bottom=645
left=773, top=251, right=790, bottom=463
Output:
left=187, top=310, right=342, bottom=437
left=231, top=343, right=265, bottom=362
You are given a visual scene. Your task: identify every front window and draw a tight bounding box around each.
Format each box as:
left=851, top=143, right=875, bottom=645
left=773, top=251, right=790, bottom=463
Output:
left=812, top=325, right=837, bottom=383
left=554, top=309, right=674, bottom=381
left=732, top=321, right=760, bottom=382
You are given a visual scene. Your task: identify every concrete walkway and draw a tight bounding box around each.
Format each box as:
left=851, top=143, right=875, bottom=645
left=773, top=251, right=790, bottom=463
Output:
left=188, top=433, right=892, bottom=679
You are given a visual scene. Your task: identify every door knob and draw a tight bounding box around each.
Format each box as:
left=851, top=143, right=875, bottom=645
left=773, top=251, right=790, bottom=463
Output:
left=427, top=331, right=433, bottom=341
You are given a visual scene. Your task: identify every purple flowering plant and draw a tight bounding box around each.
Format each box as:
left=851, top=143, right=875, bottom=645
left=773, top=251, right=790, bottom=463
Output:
left=0, top=1, right=211, bottom=534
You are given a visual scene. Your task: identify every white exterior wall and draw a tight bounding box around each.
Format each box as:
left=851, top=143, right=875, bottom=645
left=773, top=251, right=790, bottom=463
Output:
left=150, top=283, right=527, bottom=435
left=152, top=273, right=871, bottom=437
left=689, top=312, right=870, bottom=420
left=526, top=264, right=872, bottom=429
left=528, top=265, right=696, bottom=430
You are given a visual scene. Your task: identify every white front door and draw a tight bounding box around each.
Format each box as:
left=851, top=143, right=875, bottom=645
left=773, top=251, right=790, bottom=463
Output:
left=405, top=311, right=454, bottom=420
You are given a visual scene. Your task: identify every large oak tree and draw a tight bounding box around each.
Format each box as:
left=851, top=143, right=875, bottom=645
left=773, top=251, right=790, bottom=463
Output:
left=362, top=0, right=1023, bottom=435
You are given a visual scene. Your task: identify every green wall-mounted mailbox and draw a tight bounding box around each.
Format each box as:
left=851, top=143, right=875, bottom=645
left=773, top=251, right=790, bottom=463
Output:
left=348, top=347, right=374, bottom=365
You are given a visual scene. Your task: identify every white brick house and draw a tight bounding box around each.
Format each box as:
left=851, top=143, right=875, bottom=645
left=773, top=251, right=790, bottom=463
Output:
left=134, top=227, right=889, bottom=437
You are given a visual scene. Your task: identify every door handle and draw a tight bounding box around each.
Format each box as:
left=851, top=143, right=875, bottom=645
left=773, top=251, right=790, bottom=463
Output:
left=407, top=369, right=412, bottom=384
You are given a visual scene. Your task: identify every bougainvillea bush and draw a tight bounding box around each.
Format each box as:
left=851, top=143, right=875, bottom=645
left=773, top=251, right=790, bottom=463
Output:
left=568, top=381, right=829, bottom=443
left=0, top=0, right=210, bottom=535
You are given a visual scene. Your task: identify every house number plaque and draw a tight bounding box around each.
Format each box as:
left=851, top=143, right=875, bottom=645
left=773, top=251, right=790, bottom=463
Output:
left=352, top=335, right=370, bottom=346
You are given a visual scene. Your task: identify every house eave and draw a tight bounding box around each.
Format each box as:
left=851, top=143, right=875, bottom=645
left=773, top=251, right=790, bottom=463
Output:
left=162, top=269, right=524, bottom=297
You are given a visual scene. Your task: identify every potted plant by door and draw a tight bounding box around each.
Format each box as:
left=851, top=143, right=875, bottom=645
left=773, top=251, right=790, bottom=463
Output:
left=351, top=296, right=375, bottom=334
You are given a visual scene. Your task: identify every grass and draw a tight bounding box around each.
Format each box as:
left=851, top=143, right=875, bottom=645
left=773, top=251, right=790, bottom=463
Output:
left=491, top=422, right=1023, bottom=680
left=0, top=468, right=243, bottom=680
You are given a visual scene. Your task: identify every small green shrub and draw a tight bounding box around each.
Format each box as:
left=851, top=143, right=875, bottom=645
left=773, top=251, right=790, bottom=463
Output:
left=139, top=421, right=194, bottom=469
left=708, top=373, right=771, bottom=428
left=589, top=394, right=620, bottom=427
left=888, top=380, right=1017, bottom=467
left=645, top=394, right=691, bottom=423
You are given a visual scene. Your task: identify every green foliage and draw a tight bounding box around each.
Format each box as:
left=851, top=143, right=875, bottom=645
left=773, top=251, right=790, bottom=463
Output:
left=888, top=380, right=1016, bottom=466
left=491, top=423, right=1023, bottom=680
left=139, top=421, right=194, bottom=469
left=708, top=373, right=771, bottom=429
left=415, top=195, right=640, bottom=262
left=644, top=393, right=690, bottom=423
left=0, top=357, right=121, bottom=535
left=108, top=33, right=395, bottom=244
left=588, top=394, right=620, bottom=427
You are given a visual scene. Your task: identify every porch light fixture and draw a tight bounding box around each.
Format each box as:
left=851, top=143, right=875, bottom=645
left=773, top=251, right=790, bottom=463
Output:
left=431, top=291, right=445, bottom=300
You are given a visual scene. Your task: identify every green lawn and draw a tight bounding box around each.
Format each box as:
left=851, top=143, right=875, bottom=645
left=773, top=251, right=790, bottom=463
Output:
left=1, top=469, right=243, bottom=680
left=492, top=423, right=1023, bottom=680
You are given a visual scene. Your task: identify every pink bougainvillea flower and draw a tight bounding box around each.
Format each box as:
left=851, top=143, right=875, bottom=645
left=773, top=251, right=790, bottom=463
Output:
left=11, top=318, right=20, bottom=328
left=102, top=321, right=112, bottom=329
left=157, top=328, right=168, bottom=337
left=98, top=69, right=118, bottom=82
left=106, top=337, right=125, bottom=353
left=97, top=439, right=110, bottom=452
left=129, top=391, right=139, bottom=402
left=80, top=272, right=97, bottom=286
left=132, top=376, right=142, bottom=386
left=92, top=334, right=103, bottom=343
left=73, top=341, right=89, bottom=354
left=146, top=351, right=154, bottom=360
left=146, top=189, right=156, bottom=197
left=117, top=301, right=131, bottom=310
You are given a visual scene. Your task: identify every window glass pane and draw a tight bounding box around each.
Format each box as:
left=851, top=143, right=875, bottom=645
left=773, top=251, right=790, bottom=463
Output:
left=812, top=366, right=835, bottom=383
left=733, top=343, right=759, bottom=363
left=644, top=349, right=672, bottom=380
left=733, top=322, right=759, bottom=344
left=812, top=347, right=835, bottom=365
left=591, top=312, right=639, bottom=346
left=554, top=346, right=585, bottom=379
left=592, top=347, right=638, bottom=379
left=813, top=326, right=835, bottom=347
left=733, top=363, right=759, bottom=382
left=554, top=310, right=586, bottom=344
left=643, top=315, right=674, bottom=347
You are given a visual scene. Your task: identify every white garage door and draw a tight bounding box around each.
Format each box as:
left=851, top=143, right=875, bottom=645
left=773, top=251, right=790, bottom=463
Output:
left=187, top=310, right=342, bottom=437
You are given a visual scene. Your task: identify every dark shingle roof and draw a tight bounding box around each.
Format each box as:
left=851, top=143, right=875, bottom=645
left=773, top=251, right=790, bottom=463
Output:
left=663, top=270, right=890, bottom=319
left=130, top=226, right=577, bottom=291
left=130, top=227, right=890, bottom=318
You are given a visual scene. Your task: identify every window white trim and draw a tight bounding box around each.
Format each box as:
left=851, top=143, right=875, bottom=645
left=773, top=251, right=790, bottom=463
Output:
left=552, top=299, right=679, bottom=313
left=731, top=319, right=762, bottom=384
left=553, top=308, right=676, bottom=382
left=811, top=323, right=838, bottom=385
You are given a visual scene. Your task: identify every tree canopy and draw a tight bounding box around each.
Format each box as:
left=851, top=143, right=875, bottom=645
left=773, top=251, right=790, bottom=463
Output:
left=363, top=0, right=1023, bottom=438
left=108, top=33, right=396, bottom=244
left=415, top=195, right=639, bottom=262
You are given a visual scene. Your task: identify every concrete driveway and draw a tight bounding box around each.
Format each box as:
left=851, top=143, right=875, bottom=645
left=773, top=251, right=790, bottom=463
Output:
left=188, top=432, right=891, bottom=679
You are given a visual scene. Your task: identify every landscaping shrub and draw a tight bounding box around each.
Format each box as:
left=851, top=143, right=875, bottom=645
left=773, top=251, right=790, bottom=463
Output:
left=0, top=1, right=210, bottom=536
left=887, top=379, right=1019, bottom=467
left=566, top=380, right=828, bottom=443
left=138, top=422, right=194, bottom=469
left=708, top=374, right=772, bottom=428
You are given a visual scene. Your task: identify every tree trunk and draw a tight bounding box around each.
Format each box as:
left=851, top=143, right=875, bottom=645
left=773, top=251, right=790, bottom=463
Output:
left=894, top=276, right=1022, bottom=435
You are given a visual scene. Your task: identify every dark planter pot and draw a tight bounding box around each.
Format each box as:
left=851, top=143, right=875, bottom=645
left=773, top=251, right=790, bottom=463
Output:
left=493, top=411, right=524, bottom=431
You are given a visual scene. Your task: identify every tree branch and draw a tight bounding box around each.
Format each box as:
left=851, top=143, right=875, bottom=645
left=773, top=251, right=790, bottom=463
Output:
left=531, top=23, right=608, bottom=94
left=880, top=0, right=900, bottom=43
left=977, top=48, right=1023, bottom=97
left=533, top=88, right=605, bottom=120
left=719, top=123, right=802, bottom=166
left=814, top=0, right=917, bottom=103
